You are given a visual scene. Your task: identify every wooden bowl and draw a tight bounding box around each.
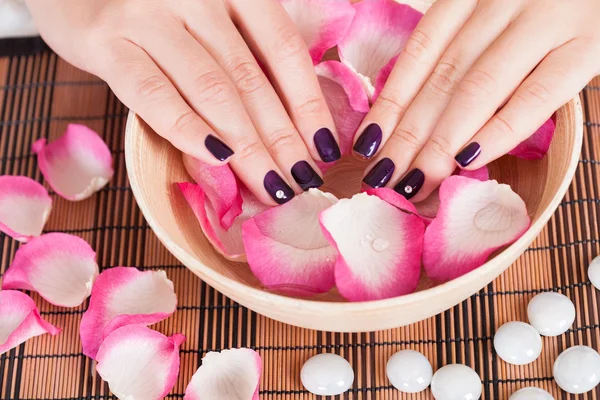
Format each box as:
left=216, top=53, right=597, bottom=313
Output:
left=125, top=97, right=583, bottom=332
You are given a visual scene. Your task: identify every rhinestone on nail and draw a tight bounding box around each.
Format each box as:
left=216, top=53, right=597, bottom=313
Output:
left=404, top=186, right=413, bottom=194
left=275, top=190, right=285, bottom=199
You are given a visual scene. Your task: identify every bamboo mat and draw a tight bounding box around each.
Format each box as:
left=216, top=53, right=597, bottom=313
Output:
left=1, top=44, right=600, bottom=400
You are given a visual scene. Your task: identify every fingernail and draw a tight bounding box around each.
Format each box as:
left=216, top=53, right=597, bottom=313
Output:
left=264, top=171, right=295, bottom=205
left=363, top=157, right=395, bottom=188
left=455, top=142, right=481, bottom=168
left=353, top=123, right=382, bottom=159
left=314, top=128, right=341, bottom=163
left=205, top=134, right=234, bottom=161
left=291, top=161, right=324, bottom=191
left=394, top=169, right=424, bottom=200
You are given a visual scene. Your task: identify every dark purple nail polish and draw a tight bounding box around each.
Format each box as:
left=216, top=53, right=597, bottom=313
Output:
left=353, top=123, right=382, bottom=159
left=291, top=161, right=324, bottom=191
left=205, top=134, right=234, bottom=161
left=394, top=169, right=424, bottom=200
left=363, top=158, right=395, bottom=188
left=314, top=128, right=341, bottom=163
left=455, top=142, right=481, bottom=168
left=264, top=171, right=295, bottom=205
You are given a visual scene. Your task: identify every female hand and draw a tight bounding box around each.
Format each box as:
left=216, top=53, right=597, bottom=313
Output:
left=25, top=0, right=340, bottom=205
left=356, top=0, right=600, bottom=202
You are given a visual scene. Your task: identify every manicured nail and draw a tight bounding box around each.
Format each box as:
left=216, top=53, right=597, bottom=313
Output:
left=264, top=171, right=295, bottom=205
left=291, top=161, right=324, bottom=191
left=363, top=158, right=395, bottom=188
left=314, top=128, right=341, bottom=163
left=455, top=142, right=481, bottom=168
left=353, top=123, right=382, bottom=159
left=205, top=134, right=234, bottom=161
left=394, top=169, right=424, bottom=200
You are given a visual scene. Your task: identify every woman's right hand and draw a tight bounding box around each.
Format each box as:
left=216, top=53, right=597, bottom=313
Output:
left=25, top=0, right=339, bottom=205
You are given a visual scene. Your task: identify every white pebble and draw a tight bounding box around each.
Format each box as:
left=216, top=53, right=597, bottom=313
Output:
left=588, top=255, right=600, bottom=290
left=509, top=387, right=553, bottom=399
left=493, top=322, right=542, bottom=365
left=527, top=292, right=575, bottom=336
left=554, top=345, right=600, bottom=394
left=301, top=353, right=354, bottom=396
left=430, top=364, right=481, bottom=400
left=386, top=350, right=432, bottom=393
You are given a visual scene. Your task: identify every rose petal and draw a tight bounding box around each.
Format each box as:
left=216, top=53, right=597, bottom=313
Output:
left=32, top=124, right=113, bottom=201
left=338, top=0, right=422, bottom=100
left=320, top=190, right=424, bottom=301
left=96, top=325, right=185, bottom=400
left=423, top=176, right=530, bottom=282
left=373, top=54, right=398, bottom=102
left=2, top=233, right=98, bottom=307
left=0, top=175, right=52, bottom=242
left=280, top=0, right=355, bottom=64
left=184, top=348, right=262, bottom=400
left=80, top=267, right=177, bottom=359
left=0, top=290, right=60, bottom=355
left=316, top=61, right=370, bottom=158
left=508, top=115, right=556, bottom=160
left=242, top=189, right=337, bottom=296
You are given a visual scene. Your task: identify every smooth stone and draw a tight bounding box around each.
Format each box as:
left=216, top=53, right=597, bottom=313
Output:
left=527, top=292, right=575, bottom=336
left=301, top=353, right=354, bottom=396
left=588, top=255, right=600, bottom=290
left=494, top=322, right=542, bottom=365
left=386, top=350, right=432, bottom=393
left=430, top=364, right=481, bottom=400
left=554, top=345, right=600, bottom=394
left=509, top=387, right=554, bottom=399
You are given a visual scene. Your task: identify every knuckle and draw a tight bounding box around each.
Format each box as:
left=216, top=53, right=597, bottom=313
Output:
left=456, top=68, right=496, bottom=107
left=263, top=128, right=298, bottom=154
left=517, top=81, right=552, bottom=106
left=492, top=114, right=516, bottom=136
left=426, top=57, right=462, bottom=97
left=229, top=59, right=267, bottom=97
left=427, top=135, right=454, bottom=160
left=294, top=97, right=328, bottom=118
left=167, top=110, right=198, bottom=140
left=273, top=26, right=307, bottom=59
left=134, top=74, right=170, bottom=99
left=193, top=71, right=232, bottom=105
left=390, top=126, right=422, bottom=151
left=375, top=93, right=407, bottom=116
left=403, top=29, right=432, bottom=61
left=235, top=139, right=265, bottom=162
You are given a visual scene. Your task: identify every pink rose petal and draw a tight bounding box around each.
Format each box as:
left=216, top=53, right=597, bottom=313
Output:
left=0, top=175, right=52, bottom=242
left=508, top=115, right=556, bottom=160
left=320, top=190, right=424, bottom=301
left=0, top=290, right=60, bottom=355
left=184, top=348, right=262, bottom=400
left=32, top=124, right=114, bottom=201
left=373, top=54, right=398, bottom=102
left=280, top=0, right=355, bottom=64
left=242, top=189, right=337, bottom=296
left=96, top=325, right=185, bottom=400
left=423, top=176, right=530, bottom=282
left=80, top=267, right=177, bottom=359
left=338, top=0, right=422, bottom=99
left=2, top=233, right=98, bottom=308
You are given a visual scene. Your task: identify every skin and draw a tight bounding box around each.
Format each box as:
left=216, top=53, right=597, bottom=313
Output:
left=357, top=0, right=600, bottom=202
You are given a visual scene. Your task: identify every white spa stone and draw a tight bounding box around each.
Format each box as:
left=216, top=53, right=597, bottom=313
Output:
left=493, top=322, right=542, bottom=365
left=509, top=387, right=554, bottom=400
left=553, top=345, right=600, bottom=394
left=527, top=292, right=575, bottom=336
left=588, top=255, right=600, bottom=290
left=386, top=350, right=432, bottom=393
left=301, top=353, right=354, bottom=396
left=430, top=364, right=482, bottom=400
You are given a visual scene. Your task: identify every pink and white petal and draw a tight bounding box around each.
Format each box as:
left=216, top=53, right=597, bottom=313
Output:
left=365, top=187, right=419, bottom=215
left=0, top=290, right=60, bottom=355
left=184, top=348, right=262, bottom=400
left=0, top=175, right=52, bottom=242
left=338, top=0, right=422, bottom=100
left=316, top=61, right=370, bottom=156
left=183, top=155, right=243, bottom=230
left=2, top=233, right=98, bottom=308
left=279, top=0, right=355, bottom=64
left=32, top=124, right=113, bottom=201
left=80, top=267, right=177, bottom=359
left=423, top=176, right=530, bottom=282
left=458, top=165, right=489, bottom=181
left=96, top=325, right=185, bottom=400
left=242, top=189, right=337, bottom=296
left=508, top=115, right=556, bottom=160
left=320, top=192, right=424, bottom=301
left=373, top=54, right=398, bottom=102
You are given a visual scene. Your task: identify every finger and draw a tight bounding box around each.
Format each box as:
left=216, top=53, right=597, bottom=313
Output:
left=230, top=0, right=341, bottom=164
left=181, top=2, right=323, bottom=191
left=459, top=39, right=600, bottom=170
left=354, top=0, right=477, bottom=160
left=136, top=25, right=294, bottom=205
left=99, top=39, right=232, bottom=166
